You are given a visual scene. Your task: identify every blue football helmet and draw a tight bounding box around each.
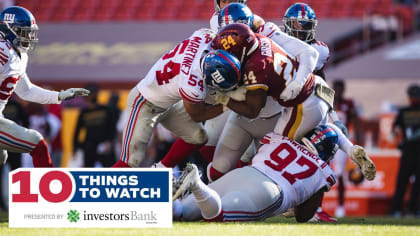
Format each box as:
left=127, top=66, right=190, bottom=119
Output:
left=0, top=6, right=39, bottom=53
left=283, top=3, right=317, bottom=42
left=218, top=3, right=254, bottom=29
left=301, top=124, right=339, bottom=162
left=203, top=50, right=241, bottom=92
left=214, top=0, right=249, bottom=12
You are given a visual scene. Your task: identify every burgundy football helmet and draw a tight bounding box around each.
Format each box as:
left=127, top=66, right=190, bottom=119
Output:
left=211, top=23, right=259, bottom=63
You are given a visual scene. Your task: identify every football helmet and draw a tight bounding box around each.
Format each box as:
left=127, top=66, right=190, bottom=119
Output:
left=203, top=49, right=241, bottom=92
left=283, top=3, right=317, bottom=42
left=211, top=23, right=258, bottom=63
left=218, top=3, right=254, bottom=29
left=0, top=6, right=39, bottom=53
left=214, top=0, right=249, bottom=13
left=301, top=124, right=339, bottom=162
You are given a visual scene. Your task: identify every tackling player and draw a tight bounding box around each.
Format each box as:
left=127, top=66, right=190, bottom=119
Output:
left=112, top=28, right=240, bottom=168
left=0, top=6, right=89, bottom=167
left=172, top=124, right=353, bottom=222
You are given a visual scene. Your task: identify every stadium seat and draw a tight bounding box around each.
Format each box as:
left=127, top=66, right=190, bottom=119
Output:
left=72, top=7, right=94, bottom=22
left=50, top=7, right=73, bottom=22
left=92, top=7, right=114, bottom=21
left=113, top=8, right=135, bottom=21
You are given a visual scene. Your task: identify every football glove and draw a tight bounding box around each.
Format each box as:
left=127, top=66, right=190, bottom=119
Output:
left=215, top=91, right=230, bottom=106
left=279, top=80, right=303, bottom=101
left=58, top=88, right=90, bottom=101
left=226, top=86, right=247, bottom=101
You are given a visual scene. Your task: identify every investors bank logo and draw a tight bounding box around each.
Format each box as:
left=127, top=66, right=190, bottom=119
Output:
left=9, top=168, right=172, bottom=228
left=67, top=210, right=80, bottom=223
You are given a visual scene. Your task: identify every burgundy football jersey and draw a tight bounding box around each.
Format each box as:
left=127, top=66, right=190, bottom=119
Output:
left=243, top=34, right=315, bottom=107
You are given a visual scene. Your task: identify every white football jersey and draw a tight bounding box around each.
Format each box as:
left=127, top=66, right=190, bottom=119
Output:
left=138, top=29, right=215, bottom=109
left=310, top=40, right=329, bottom=71
left=0, top=39, right=59, bottom=113
left=210, top=13, right=219, bottom=32
left=252, top=132, right=336, bottom=214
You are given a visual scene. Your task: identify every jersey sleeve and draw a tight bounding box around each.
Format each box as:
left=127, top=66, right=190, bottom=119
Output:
left=15, top=73, right=60, bottom=104
left=257, top=22, right=281, bottom=39
left=209, top=12, right=219, bottom=32
left=311, top=40, right=330, bottom=71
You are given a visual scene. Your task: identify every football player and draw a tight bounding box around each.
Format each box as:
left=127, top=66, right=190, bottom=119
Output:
left=172, top=124, right=354, bottom=222
left=0, top=6, right=89, bottom=167
left=112, top=28, right=241, bottom=168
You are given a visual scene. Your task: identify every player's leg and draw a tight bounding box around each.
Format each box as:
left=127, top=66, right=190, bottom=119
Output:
left=113, top=88, right=165, bottom=167
left=237, top=114, right=282, bottom=166
left=0, top=117, right=53, bottom=167
left=208, top=112, right=253, bottom=181
left=332, top=150, right=348, bottom=217
left=199, top=110, right=232, bottom=162
left=173, top=163, right=222, bottom=221
left=157, top=101, right=208, bottom=168
left=274, top=95, right=329, bottom=140
left=176, top=165, right=283, bottom=222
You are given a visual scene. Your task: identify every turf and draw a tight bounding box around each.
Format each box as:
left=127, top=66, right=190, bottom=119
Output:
left=0, top=212, right=419, bottom=236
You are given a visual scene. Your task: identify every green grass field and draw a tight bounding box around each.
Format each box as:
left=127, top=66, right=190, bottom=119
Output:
left=1, top=212, right=419, bottom=236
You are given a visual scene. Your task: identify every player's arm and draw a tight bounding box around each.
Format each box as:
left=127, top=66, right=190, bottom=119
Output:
left=183, top=100, right=225, bottom=122
left=224, top=88, right=267, bottom=119
left=294, top=189, right=324, bottom=223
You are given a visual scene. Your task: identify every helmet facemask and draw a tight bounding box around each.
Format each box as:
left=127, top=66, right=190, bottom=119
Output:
left=11, top=23, right=39, bottom=53
left=283, top=18, right=317, bottom=42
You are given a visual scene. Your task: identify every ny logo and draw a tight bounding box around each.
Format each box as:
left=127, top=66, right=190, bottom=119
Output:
left=4, top=13, right=15, bottom=23
left=211, top=70, right=225, bottom=84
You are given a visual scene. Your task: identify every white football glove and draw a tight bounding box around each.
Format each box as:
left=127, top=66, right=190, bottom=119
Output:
left=215, top=91, right=230, bottom=106
left=225, top=86, right=247, bottom=101
left=58, top=88, right=90, bottom=101
left=279, top=80, right=303, bottom=101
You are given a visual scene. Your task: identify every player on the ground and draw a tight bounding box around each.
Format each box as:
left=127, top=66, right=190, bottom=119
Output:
left=112, top=28, right=241, bottom=168
left=0, top=6, right=89, bottom=167
left=173, top=124, right=343, bottom=222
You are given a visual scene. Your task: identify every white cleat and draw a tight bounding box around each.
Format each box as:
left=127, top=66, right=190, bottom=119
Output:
left=173, top=163, right=200, bottom=201
left=350, top=145, right=376, bottom=181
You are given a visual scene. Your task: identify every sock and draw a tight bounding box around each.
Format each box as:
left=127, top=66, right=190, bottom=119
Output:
left=207, top=164, right=225, bottom=182
left=112, top=160, right=130, bottom=168
left=191, top=181, right=222, bottom=220
left=338, top=176, right=345, bottom=206
left=30, top=140, right=54, bottom=167
left=161, top=138, right=204, bottom=168
left=199, top=145, right=216, bottom=163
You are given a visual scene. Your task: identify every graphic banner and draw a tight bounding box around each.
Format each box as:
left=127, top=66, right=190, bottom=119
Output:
left=9, top=168, right=172, bottom=228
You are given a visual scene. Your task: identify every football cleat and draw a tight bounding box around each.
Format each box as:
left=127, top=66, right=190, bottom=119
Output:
left=309, top=211, right=338, bottom=222
left=173, top=163, right=200, bottom=201
left=349, top=145, right=376, bottom=181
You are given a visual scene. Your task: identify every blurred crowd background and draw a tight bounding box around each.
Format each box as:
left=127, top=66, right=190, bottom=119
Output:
left=0, top=0, right=419, bottom=218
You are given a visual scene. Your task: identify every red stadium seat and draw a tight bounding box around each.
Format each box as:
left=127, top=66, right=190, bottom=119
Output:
left=92, top=7, right=114, bottom=21
left=113, top=8, right=135, bottom=21
left=72, top=7, right=94, bottom=21
left=50, top=7, right=73, bottom=22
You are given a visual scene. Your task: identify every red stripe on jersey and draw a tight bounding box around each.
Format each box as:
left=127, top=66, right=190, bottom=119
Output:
left=179, top=88, right=202, bottom=104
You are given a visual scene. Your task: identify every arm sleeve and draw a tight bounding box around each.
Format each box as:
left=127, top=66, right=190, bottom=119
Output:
left=268, top=27, right=319, bottom=86
left=15, top=73, right=60, bottom=104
